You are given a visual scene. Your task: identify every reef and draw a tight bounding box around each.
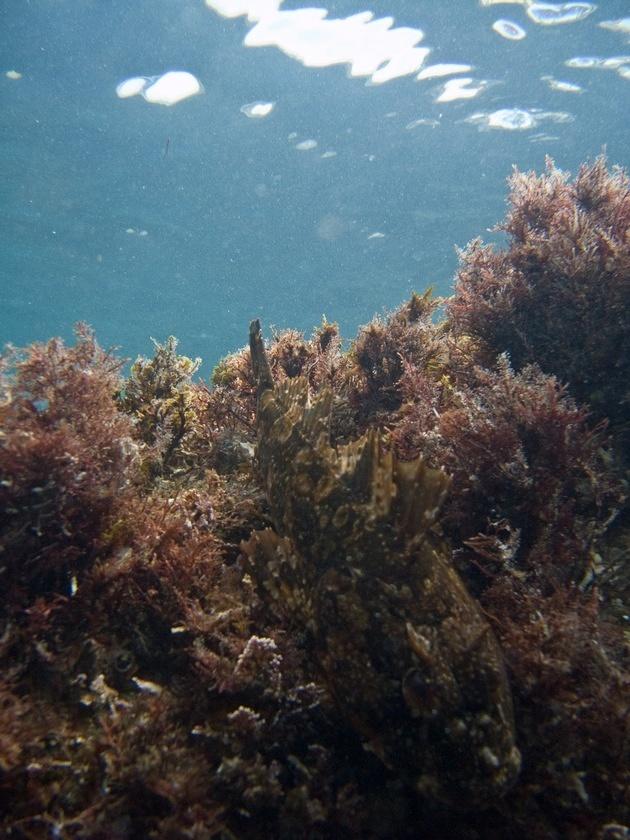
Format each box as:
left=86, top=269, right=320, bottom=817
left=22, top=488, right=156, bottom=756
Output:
left=448, top=156, right=630, bottom=444
left=0, top=156, right=628, bottom=839
left=244, top=319, right=521, bottom=807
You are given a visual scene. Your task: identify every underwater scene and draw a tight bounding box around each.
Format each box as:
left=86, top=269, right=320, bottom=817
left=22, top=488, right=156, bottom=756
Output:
left=1, top=0, right=630, bottom=837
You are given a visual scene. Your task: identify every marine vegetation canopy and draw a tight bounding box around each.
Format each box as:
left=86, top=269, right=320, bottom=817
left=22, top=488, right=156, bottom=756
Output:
left=0, top=157, right=628, bottom=838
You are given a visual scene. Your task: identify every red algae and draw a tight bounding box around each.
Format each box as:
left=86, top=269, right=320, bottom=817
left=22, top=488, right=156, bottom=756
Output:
left=448, top=156, right=630, bottom=441
left=0, top=324, right=138, bottom=602
left=0, top=157, right=628, bottom=838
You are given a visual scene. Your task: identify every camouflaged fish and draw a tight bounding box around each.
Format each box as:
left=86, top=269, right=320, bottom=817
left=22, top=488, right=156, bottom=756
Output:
left=243, top=319, right=520, bottom=807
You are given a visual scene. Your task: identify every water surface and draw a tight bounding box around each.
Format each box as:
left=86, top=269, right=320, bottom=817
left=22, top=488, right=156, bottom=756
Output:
left=2, top=0, right=629, bottom=370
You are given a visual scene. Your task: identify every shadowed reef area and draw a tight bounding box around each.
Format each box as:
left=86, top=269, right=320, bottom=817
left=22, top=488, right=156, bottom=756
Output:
left=1, top=157, right=629, bottom=839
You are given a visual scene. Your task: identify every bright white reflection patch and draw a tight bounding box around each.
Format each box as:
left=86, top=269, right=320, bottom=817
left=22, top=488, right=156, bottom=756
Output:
left=465, top=107, right=573, bottom=131
left=601, top=56, right=630, bottom=69
left=295, top=139, right=318, bottom=151
left=541, top=75, right=583, bottom=92
left=526, top=3, right=596, bottom=26
left=116, top=71, right=203, bottom=106
left=528, top=133, right=560, bottom=143
left=406, top=118, right=440, bottom=129
left=206, top=1, right=442, bottom=85
left=565, top=55, right=630, bottom=70
left=143, top=72, right=203, bottom=106
left=564, top=56, right=598, bottom=68
left=241, top=8, right=430, bottom=84
left=6, top=70, right=22, bottom=80
left=489, top=108, right=537, bottom=129
left=417, top=63, right=472, bottom=80
left=116, top=77, right=147, bottom=99
left=240, top=100, right=275, bottom=118
left=492, top=19, right=527, bottom=40
left=205, top=0, right=282, bottom=21
left=436, top=77, right=486, bottom=103
left=599, top=18, right=630, bottom=35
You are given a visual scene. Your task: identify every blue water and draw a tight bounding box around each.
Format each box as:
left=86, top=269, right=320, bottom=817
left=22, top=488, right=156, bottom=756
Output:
left=2, top=0, right=629, bottom=373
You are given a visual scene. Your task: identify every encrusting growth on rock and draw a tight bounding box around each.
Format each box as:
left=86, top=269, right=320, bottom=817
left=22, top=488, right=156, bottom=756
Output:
left=244, top=318, right=521, bottom=807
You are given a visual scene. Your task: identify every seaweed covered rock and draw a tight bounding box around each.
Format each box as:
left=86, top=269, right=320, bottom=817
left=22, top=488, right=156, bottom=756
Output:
left=448, top=156, right=630, bottom=439
left=1, top=155, right=629, bottom=839
left=350, top=289, right=446, bottom=422
left=243, top=319, right=521, bottom=807
left=120, top=336, right=212, bottom=481
left=0, top=325, right=138, bottom=602
left=392, top=356, right=622, bottom=592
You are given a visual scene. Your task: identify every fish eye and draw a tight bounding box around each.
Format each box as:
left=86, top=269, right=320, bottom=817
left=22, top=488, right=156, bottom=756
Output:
left=113, top=649, right=136, bottom=674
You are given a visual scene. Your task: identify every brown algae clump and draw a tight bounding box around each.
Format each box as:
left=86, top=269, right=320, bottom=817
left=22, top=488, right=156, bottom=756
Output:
left=243, top=319, right=521, bottom=807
